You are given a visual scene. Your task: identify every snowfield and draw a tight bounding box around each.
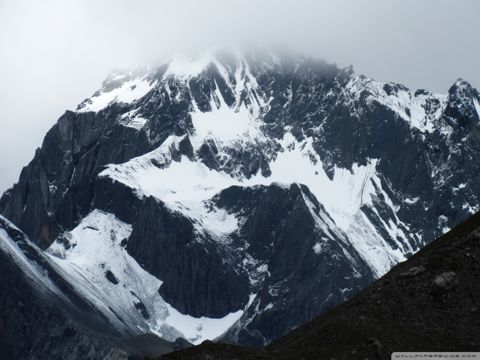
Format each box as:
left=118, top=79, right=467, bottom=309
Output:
left=47, top=210, right=246, bottom=344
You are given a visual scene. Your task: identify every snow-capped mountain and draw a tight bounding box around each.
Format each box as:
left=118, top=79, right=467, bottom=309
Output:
left=1, top=49, right=480, bottom=354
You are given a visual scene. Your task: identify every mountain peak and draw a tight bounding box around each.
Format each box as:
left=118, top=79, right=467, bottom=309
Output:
left=445, top=78, right=480, bottom=122
left=5, top=46, right=480, bottom=356
left=449, top=78, right=475, bottom=94
left=75, top=48, right=342, bottom=114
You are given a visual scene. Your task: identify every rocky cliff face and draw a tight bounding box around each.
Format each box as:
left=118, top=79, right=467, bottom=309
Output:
left=1, top=49, right=480, bottom=354
left=161, top=209, right=480, bottom=360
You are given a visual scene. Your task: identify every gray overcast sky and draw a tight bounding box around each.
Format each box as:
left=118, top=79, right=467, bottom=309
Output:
left=0, top=0, right=479, bottom=194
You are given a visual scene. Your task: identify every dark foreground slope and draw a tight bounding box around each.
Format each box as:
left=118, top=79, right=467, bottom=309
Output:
left=0, top=217, right=125, bottom=360
left=161, top=210, right=480, bottom=359
left=0, top=216, right=188, bottom=359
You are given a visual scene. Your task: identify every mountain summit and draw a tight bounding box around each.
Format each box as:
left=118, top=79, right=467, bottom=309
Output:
left=1, top=49, right=480, bottom=356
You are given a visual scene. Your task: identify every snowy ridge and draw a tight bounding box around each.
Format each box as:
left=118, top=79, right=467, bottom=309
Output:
left=74, top=49, right=474, bottom=142
left=76, top=49, right=271, bottom=119
left=0, top=218, right=63, bottom=299
left=345, top=75, right=447, bottom=134
left=77, top=67, right=156, bottom=113
left=101, top=126, right=411, bottom=276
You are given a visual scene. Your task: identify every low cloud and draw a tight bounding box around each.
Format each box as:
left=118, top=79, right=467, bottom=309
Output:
left=0, top=0, right=479, bottom=193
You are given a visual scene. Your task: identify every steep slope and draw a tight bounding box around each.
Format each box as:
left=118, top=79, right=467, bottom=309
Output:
left=0, top=216, right=125, bottom=359
left=1, top=49, right=480, bottom=348
left=269, top=210, right=480, bottom=358
left=161, top=209, right=480, bottom=359
left=0, top=215, right=188, bottom=359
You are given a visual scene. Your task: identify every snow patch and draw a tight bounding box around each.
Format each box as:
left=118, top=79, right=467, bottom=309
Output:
left=313, top=242, right=328, bottom=255
left=187, top=58, right=268, bottom=151
left=46, top=210, right=244, bottom=344
left=119, top=110, right=148, bottom=130
left=78, top=77, right=155, bottom=113
left=474, top=97, right=480, bottom=119
left=405, top=197, right=419, bottom=205
left=346, top=76, right=447, bottom=134
left=168, top=200, right=239, bottom=241
left=163, top=303, right=243, bottom=344
left=190, top=93, right=264, bottom=150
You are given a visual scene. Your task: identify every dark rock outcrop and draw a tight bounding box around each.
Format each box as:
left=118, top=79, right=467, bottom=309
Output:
left=160, top=209, right=480, bottom=359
